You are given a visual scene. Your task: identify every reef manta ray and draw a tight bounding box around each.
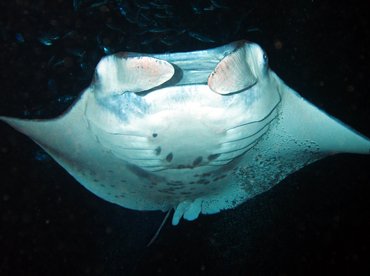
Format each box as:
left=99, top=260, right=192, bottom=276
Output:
left=1, top=40, right=369, bottom=225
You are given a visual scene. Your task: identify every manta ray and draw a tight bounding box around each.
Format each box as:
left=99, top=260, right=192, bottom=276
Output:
left=1, top=40, right=369, bottom=225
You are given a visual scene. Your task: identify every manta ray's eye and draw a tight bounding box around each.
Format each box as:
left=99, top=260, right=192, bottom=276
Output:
left=263, top=53, right=268, bottom=63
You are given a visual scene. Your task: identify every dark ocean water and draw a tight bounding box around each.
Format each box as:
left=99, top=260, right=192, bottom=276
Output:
left=0, top=1, right=369, bottom=275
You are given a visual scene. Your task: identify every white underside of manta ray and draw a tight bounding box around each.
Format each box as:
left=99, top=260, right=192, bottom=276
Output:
left=1, top=40, right=369, bottom=225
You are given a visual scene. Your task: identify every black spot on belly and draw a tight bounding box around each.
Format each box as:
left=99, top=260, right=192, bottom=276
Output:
left=154, top=146, right=161, bottom=155
left=166, top=152, right=173, bottom=162
left=193, top=156, right=203, bottom=167
left=208, top=153, right=221, bottom=161
left=152, top=133, right=158, bottom=138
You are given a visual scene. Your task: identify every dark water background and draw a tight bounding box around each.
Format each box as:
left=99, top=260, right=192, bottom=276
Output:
left=0, top=0, right=369, bottom=275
